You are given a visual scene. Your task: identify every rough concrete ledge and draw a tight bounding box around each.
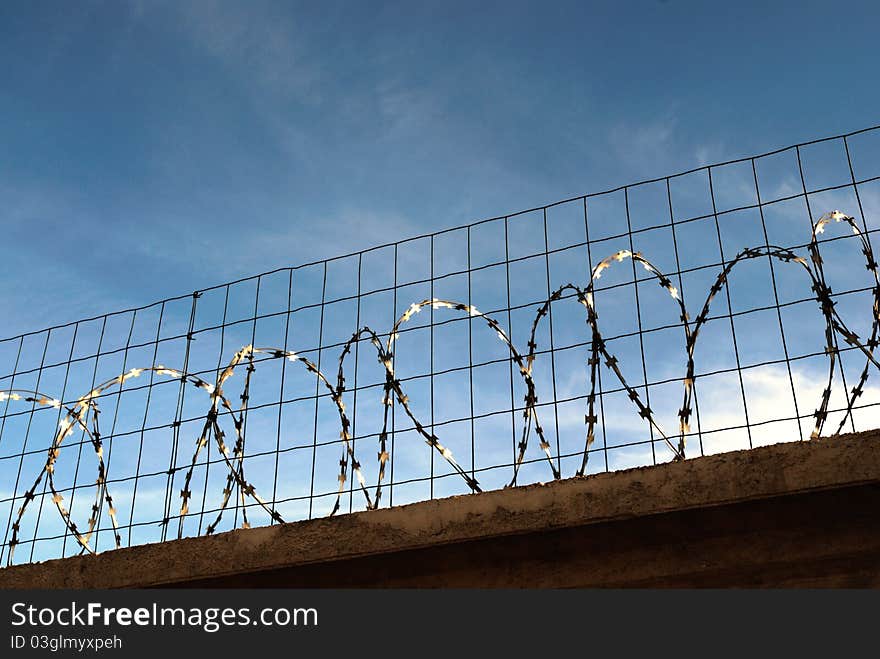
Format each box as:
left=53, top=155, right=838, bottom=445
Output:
left=1, top=432, right=879, bottom=588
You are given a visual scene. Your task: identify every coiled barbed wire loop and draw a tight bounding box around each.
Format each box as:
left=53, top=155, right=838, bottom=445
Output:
left=1, top=210, right=877, bottom=565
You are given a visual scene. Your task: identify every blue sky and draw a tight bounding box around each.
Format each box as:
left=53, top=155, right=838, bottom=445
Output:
left=3, top=1, right=880, bottom=561
left=2, top=0, right=879, bottom=333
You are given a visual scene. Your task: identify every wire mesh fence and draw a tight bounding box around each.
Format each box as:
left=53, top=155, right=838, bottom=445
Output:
left=2, top=124, right=880, bottom=565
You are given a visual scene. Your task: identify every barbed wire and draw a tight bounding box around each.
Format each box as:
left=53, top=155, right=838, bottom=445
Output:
left=1, top=210, right=877, bottom=565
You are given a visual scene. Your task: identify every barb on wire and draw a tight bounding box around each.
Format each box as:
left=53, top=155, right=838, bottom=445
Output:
left=1, top=210, right=877, bottom=565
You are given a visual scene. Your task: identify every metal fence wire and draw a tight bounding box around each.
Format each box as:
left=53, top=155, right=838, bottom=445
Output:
left=3, top=124, right=880, bottom=565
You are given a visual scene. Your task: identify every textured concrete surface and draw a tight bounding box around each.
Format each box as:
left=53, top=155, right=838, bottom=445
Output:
left=1, top=432, right=878, bottom=588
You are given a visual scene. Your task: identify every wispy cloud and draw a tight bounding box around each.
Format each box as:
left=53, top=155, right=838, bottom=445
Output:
left=606, top=112, right=726, bottom=181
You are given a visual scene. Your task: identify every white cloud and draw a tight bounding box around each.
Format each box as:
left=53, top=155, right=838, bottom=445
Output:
left=606, top=112, right=726, bottom=181
left=509, top=358, right=880, bottom=476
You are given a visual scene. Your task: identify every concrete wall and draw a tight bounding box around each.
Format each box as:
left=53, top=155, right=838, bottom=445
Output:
left=1, top=432, right=879, bottom=588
